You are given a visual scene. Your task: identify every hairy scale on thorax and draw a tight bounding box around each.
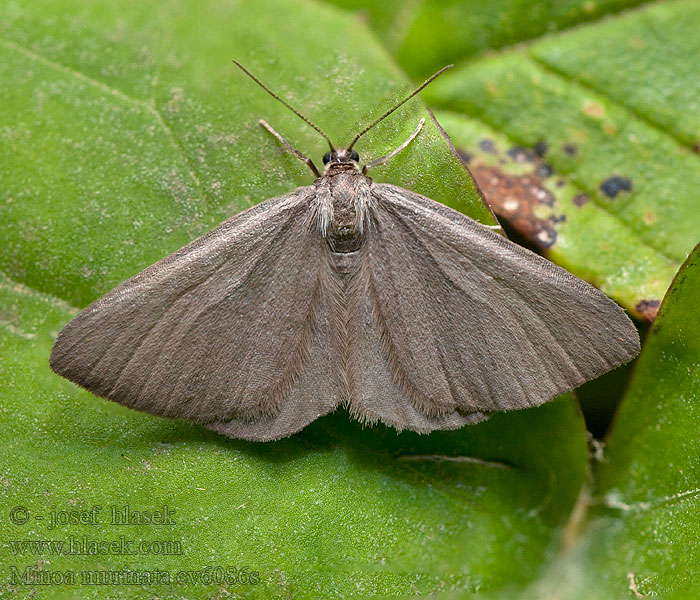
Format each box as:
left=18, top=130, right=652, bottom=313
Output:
left=313, top=165, right=373, bottom=254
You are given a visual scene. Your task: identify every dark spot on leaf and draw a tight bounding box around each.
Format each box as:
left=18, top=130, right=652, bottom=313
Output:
left=535, top=164, right=554, bottom=178
left=563, top=144, right=578, bottom=156
left=479, top=139, right=497, bottom=153
left=507, top=146, right=536, bottom=163
left=549, top=214, right=566, bottom=224
left=636, top=299, right=660, bottom=322
left=458, top=149, right=473, bottom=164
left=556, top=179, right=566, bottom=188
left=600, top=176, right=632, bottom=198
left=693, top=142, right=700, bottom=154
left=539, top=190, right=556, bottom=207
left=573, top=193, right=590, bottom=206
left=669, top=274, right=689, bottom=297
left=471, top=165, right=558, bottom=250
left=533, top=141, right=548, bottom=157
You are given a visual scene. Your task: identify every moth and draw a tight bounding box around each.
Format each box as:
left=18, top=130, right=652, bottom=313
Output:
left=50, top=62, right=640, bottom=441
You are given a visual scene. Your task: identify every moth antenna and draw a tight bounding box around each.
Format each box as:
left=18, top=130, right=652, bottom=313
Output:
left=347, top=65, right=453, bottom=151
left=233, top=60, right=335, bottom=151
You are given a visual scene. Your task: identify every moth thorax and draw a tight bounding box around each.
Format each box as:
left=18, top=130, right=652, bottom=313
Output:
left=328, top=198, right=363, bottom=253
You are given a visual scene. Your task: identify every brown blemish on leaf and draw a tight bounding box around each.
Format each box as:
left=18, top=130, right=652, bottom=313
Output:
left=472, top=165, right=562, bottom=250
left=643, top=210, right=656, bottom=225
left=584, top=102, right=605, bottom=118
left=636, top=299, right=660, bottom=322
left=535, top=164, right=554, bottom=178
left=563, top=144, right=578, bottom=156
left=573, top=193, right=590, bottom=206
left=604, top=122, right=617, bottom=135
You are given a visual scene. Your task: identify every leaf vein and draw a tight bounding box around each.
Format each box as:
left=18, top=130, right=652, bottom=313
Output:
left=0, top=35, right=206, bottom=201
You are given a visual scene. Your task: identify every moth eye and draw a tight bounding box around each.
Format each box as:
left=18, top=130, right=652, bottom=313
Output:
left=322, top=151, right=332, bottom=164
left=350, top=150, right=359, bottom=162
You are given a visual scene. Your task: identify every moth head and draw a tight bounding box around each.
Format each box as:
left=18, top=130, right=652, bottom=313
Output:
left=323, top=149, right=360, bottom=166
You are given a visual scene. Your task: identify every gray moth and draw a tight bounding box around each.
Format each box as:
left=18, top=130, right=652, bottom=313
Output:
left=50, top=63, right=640, bottom=441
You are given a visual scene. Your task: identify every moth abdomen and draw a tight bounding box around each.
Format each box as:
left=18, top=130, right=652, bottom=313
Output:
left=327, top=217, right=363, bottom=253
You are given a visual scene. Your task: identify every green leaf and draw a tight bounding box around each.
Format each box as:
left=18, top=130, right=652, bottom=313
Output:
left=500, top=243, right=700, bottom=599
left=323, top=0, right=651, bottom=78
left=0, top=1, right=588, bottom=598
left=2, top=0, right=699, bottom=597
left=582, top=242, right=700, bottom=596
left=530, top=0, right=700, bottom=150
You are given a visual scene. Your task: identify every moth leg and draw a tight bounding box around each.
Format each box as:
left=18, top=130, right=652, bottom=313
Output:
left=259, top=119, right=321, bottom=178
left=362, top=118, right=425, bottom=174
